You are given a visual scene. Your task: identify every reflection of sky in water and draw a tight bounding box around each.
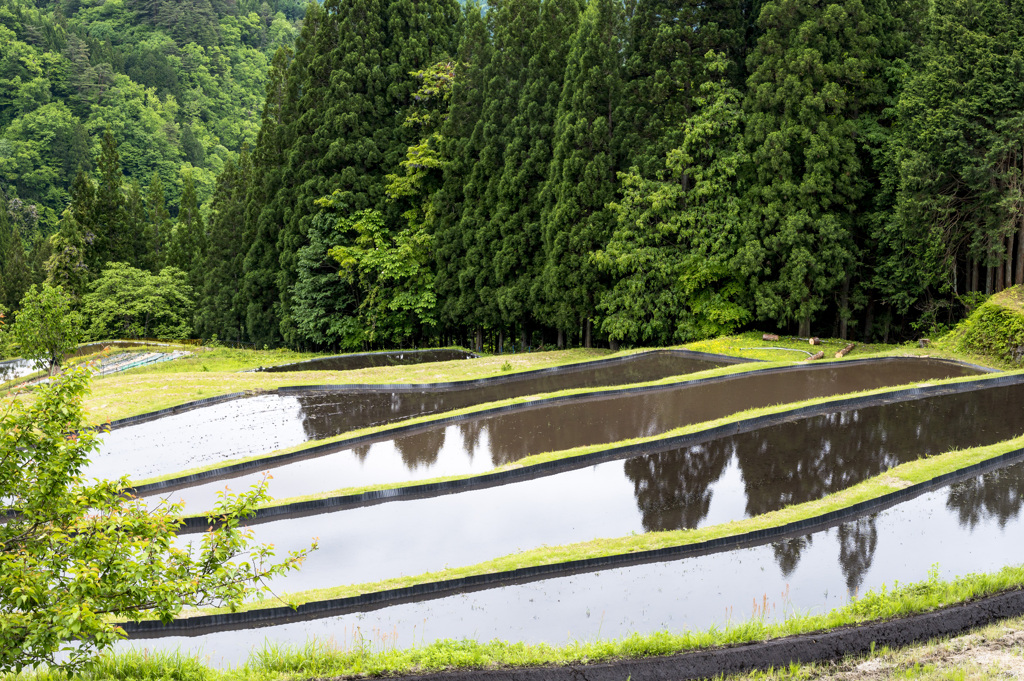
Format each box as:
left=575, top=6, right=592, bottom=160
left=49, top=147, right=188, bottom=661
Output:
left=87, top=396, right=308, bottom=481
left=159, top=380, right=1024, bottom=520
left=117, top=461, right=1024, bottom=668
left=156, top=423, right=501, bottom=513
left=0, top=359, right=37, bottom=381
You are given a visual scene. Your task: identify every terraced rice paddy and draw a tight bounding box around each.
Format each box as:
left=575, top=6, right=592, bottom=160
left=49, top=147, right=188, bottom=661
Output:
left=88, top=348, right=1024, bottom=670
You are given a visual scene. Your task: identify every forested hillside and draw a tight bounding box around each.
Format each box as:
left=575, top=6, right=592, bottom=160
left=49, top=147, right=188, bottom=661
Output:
left=3, top=0, right=1024, bottom=353
left=0, top=0, right=302, bottom=310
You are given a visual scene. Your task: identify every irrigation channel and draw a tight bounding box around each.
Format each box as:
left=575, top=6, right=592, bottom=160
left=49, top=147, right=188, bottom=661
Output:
left=256, top=348, right=478, bottom=372
left=118, top=454, right=1024, bottom=668
left=174, top=374, right=1024, bottom=590
left=127, top=357, right=985, bottom=514
left=89, top=349, right=746, bottom=481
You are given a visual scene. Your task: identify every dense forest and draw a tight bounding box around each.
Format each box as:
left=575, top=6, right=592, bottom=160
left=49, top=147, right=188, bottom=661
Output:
left=2, top=0, right=1024, bottom=352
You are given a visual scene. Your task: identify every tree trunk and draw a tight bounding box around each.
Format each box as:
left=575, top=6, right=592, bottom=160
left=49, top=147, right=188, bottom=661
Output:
left=584, top=319, right=592, bottom=349
left=609, top=338, right=619, bottom=352
left=1006, top=234, right=1014, bottom=289
left=798, top=315, right=810, bottom=338
left=520, top=323, right=527, bottom=352
left=557, top=328, right=564, bottom=349
left=838, top=277, right=850, bottom=341
left=497, top=330, right=503, bottom=354
left=862, top=300, right=875, bottom=343
left=970, top=257, right=979, bottom=293
left=475, top=327, right=483, bottom=354
left=1016, top=218, right=1024, bottom=286
left=986, top=265, right=994, bottom=294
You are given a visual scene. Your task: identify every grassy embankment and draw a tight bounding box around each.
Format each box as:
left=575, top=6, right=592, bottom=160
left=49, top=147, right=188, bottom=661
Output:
left=20, top=565, right=1024, bottom=680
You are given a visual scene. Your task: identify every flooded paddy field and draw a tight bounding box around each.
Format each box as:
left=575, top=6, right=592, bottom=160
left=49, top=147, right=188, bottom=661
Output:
left=144, top=358, right=984, bottom=512
left=91, top=350, right=740, bottom=482
left=257, top=348, right=477, bottom=372
left=182, top=377, right=1024, bottom=589
left=118, top=455, right=1024, bottom=667
left=0, top=357, right=36, bottom=381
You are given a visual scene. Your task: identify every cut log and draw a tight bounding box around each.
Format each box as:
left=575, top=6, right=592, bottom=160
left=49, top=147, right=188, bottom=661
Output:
left=808, top=350, right=825, bottom=361
left=835, top=343, right=856, bottom=358
left=918, top=338, right=931, bottom=348
left=762, top=334, right=780, bottom=341
left=808, top=337, right=821, bottom=346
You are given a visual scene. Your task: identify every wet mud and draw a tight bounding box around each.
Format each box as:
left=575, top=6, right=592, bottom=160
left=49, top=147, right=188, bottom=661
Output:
left=71, top=341, right=167, bottom=358
left=151, top=358, right=983, bottom=512
left=258, top=348, right=477, bottom=372
left=119, top=457, right=1024, bottom=667
left=182, top=379, right=1024, bottom=590
left=96, top=351, right=734, bottom=481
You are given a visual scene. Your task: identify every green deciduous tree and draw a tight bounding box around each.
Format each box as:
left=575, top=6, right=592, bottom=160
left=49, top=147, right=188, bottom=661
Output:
left=8, top=282, right=83, bottom=374
left=598, top=51, right=753, bottom=344
left=0, top=367, right=313, bottom=672
left=82, top=262, right=195, bottom=340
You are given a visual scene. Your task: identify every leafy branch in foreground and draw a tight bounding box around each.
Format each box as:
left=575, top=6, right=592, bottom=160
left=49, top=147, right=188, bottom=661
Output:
left=0, top=368, right=316, bottom=673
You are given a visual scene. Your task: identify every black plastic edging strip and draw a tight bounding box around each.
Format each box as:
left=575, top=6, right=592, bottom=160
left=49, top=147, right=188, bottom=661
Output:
left=86, top=391, right=259, bottom=433
left=99, top=349, right=749, bottom=435
left=122, top=444, right=1024, bottom=637
left=253, top=348, right=481, bottom=373
left=364, top=587, right=1024, bottom=681
left=168, top=369, right=1024, bottom=530
left=135, top=356, right=992, bottom=498
left=274, top=348, right=757, bottom=394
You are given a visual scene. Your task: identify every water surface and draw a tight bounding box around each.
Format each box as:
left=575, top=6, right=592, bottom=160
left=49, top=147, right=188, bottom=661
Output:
left=94, top=351, right=738, bottom=481
left=152, top=358, right=983, bottom=511
left=198, top=379, right=1024, bottom=590
left=118, top=457, right=1024, bottom=667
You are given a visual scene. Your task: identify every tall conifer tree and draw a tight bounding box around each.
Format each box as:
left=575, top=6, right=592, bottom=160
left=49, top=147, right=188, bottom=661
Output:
left=740, top=0, right=897, bottom=337
left=880, top=0, right=1022, bottom=313
left=491, top=0, right=583, bottom=344
left=274, top=0, right=460, bottom=348
left=197, top=153, right=251, bottom=342
left=432, top=2, right=491, bottom=345
left=243, top=47, right=291, bottom=346
left=539, top=0, right=626, bottom=346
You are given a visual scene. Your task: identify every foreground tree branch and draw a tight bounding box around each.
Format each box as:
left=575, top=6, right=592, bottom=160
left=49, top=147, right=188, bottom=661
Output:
left=0, top=368, right=316, bottom=673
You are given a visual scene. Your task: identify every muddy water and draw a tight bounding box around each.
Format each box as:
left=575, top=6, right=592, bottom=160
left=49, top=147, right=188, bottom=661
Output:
left=156, top=358, right=982, bottom=512
left=72, top=341, right=167, bottom=358
left=199, top=379, right=1024, bottom=590
left=117, top=457, right=1024, bottom=666
left=289, top=351, right=736, bottom=440
left=94, top=351, right=732, bottom=481
left=259, top=348, right=477, bottom=372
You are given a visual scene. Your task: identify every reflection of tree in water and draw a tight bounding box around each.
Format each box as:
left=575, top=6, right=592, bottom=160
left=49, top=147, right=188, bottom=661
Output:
left=623, top=442, right=733, bottom=531
left=737, top=390, right=1010, bottom=520
left=351, top=444, right=371, bottom=463
left=946, top=462, right=1024, bottom=530
left=837, top=515, right=877, bottom=595
left=393, top=428, right=446, bottom=469
left=772, top=535, right=812, bottom=577
left=458, top=420, right=486, bottom=461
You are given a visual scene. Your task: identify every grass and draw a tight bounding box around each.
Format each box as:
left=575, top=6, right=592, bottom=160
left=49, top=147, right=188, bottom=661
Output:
left=17, top=564, right=1024, bottom=680
left=77, top=347, right=614, bottom=424
left=134, top=365, right=1015, bottom=505
left=164, top=433, right=1024, bottom=617
left=69, top=331, right=983, bottom=425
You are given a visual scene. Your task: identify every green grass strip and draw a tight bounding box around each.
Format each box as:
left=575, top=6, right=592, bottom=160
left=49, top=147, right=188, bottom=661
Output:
left=169, top=433, right=1024, bottom=618
left=144, top=366, right=1017, bottom=511
left=22, top=563, right=1024, bottom=680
